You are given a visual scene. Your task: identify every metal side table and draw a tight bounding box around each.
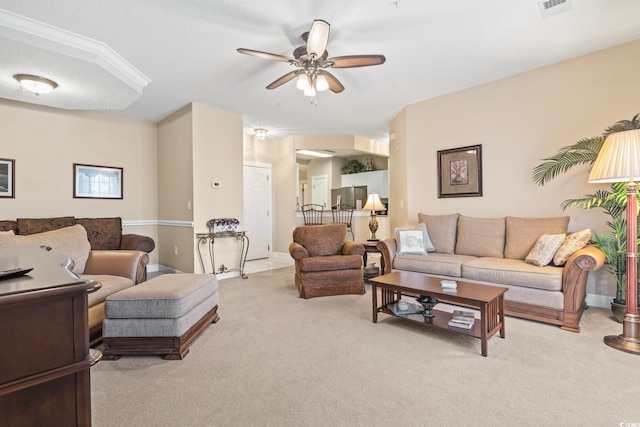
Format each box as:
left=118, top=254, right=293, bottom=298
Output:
left=196, top=231, right=249, bottom=279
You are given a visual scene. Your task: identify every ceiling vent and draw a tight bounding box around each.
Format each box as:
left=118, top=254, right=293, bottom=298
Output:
left=538, top=0, right=572, bottom=19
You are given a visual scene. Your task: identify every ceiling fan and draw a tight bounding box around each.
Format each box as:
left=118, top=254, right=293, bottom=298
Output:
left=237, top=19, right=386, bottom=96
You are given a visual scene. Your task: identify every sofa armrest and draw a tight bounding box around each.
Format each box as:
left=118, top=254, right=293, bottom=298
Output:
left=377, top=238, right=397, bottom=274
left=83, top=250, right=149, bottom=284
left=561, top=245, right=606, bottom=332
left=342, top=241, right=365, bottom=256
left=120, top=233, right=155, bottom=253
left=289, top=242, right=309, bottom=260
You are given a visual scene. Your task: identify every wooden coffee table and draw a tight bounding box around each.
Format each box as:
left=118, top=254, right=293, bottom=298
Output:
left=370, top=271, right=507, bottom=357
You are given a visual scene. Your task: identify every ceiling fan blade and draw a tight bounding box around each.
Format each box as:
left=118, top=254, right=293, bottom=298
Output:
left=266, top=70, right=301, bottom=89
left=306, top=20, right=330, bottom=58
left=237, top=48, right=292, bottom=63
left=327, top=55, right=386, bottom=68
left=319, top=70, right=344, bottom=93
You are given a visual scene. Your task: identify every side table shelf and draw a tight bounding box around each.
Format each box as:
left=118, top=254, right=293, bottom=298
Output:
left=196, top=231, right=249, bottom=279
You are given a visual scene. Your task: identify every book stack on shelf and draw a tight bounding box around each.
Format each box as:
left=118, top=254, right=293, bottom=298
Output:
left=448, top=310, right=475, bottom=330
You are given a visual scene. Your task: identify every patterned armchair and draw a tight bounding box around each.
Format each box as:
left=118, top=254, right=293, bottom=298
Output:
left=288, top=223, right=365, bottom=299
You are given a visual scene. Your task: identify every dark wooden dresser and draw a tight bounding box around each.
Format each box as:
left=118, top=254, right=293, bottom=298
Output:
left=0, top=246, right=102, bottom=427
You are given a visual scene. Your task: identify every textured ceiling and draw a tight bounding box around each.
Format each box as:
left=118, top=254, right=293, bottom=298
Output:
left=1, top=0, right=640, bottom=140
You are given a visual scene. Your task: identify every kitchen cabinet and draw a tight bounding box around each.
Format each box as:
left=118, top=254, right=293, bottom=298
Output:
left=341, top=170, right=388, bottom=198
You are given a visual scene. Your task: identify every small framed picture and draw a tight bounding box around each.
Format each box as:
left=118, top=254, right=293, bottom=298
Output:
left=73, top=163, right=123, bottom=199
left=437, top=145, right=482, bottom=198
left=0, top=158, right=15, bottom=198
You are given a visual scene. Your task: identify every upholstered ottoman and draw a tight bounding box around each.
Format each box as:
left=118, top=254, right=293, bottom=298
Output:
left=102, top=274, right=219, bottom=360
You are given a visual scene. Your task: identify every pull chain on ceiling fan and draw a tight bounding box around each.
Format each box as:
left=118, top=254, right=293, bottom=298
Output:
left=237, top=19, right=386, bottom=97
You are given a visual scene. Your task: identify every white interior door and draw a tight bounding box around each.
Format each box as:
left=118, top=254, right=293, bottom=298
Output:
left=311, top=175, right=328, bottom=208
left=243, top=164, right=271, bottom=260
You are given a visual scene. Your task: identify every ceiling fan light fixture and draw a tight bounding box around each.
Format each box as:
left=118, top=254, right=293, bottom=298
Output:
left=304, top=86, right=316, bottom=97
left=296, top=74, right=311, bottom=90
left=14, top=74, right=58, bottom=95
left=254, top=128, right=268, bottom=140
left=316, top=75, right=329, bottom=92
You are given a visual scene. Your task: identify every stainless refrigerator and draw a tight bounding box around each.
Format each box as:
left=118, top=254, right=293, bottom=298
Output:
left=331, top=186, right=367, bottom=209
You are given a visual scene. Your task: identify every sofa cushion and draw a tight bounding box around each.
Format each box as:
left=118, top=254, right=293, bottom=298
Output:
left=0, top=224, right=91, bottom=274
left=455, top=216, right=505, bottom=258
left=17, top=216, right=76, bottom=235
left=76, top=217, right=122, bottom=250
left=504, top=216, right=570, bottom=260
left=417, top=213, right=459, bottom=254
left=298, top=254, right=363, bottom=272
left=293, top=224, right=347, bottom=256
left=553, top=229, right=591, bottom=266
left=393, top=253, right=476, bottom=277
left=83, top=274, right=135, bottom=307
left=525, top=234, right=566, bottom=267
left=461, top=257, right=562, bottom=291
left=395, top=223, right=434, bottom=255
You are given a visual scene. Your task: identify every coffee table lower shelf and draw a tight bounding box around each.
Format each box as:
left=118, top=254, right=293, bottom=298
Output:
left=380, top=307, right=483, bottom=338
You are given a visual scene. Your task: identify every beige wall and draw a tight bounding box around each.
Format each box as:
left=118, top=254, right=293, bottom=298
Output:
left=390, top=39, right=640, bottom=303
left=192, top=103, right=244, bottom=272
left=0, top=98, right=159, bottom=265
left=157, top=104, right=194, bottom=272
left=157, top=103, right=244, bottom=273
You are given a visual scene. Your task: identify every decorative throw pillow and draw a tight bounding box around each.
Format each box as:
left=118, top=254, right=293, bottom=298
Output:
left=525, top=234, right=566, bottom=267
left=553, top=229, right=592, bottom=266
left=395, top=223, right=435, bottom=255
left=0, top=224, right=91, bottom=274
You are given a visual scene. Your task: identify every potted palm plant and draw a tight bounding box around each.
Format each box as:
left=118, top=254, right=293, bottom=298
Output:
left=532, top=115, right=640, bottom=321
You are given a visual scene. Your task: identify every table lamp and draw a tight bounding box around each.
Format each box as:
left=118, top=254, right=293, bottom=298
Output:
left=363, top=193, right=384, bottom=241
left=588, top=129, right=640, bottom=355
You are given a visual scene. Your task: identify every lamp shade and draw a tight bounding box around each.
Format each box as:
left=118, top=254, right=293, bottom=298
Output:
left=363, top=193, right=383, bottom=211
left=588, top=129, right=640, bottom=183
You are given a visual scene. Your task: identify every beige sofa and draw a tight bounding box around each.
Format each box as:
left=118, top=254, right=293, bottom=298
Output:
left=0, top=224, right=148, bottom=344
left=377, top=214, right=605, bottom=332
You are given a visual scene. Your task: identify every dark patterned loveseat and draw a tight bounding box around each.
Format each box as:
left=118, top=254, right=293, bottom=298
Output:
left=0, top=216, right=155, bottom=344
left=0, top=216, right=155, bottom=253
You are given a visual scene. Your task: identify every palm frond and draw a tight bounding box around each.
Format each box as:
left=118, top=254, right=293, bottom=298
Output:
left=532, top=114, right=640, bottom=186
left=603, top=114, right=640, bottom=135
left=532, top=151, right=598, bottom=186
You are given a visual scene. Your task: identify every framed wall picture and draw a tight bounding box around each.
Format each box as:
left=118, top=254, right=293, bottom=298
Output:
left=437, top=145, right=482, bottom=198
left=0, top=158, right=15, bottom=198
left=73, top=163, right=123, bottom=199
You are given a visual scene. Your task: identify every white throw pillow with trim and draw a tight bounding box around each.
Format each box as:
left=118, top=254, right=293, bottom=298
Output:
left=395, top=223, right=435, bottom=255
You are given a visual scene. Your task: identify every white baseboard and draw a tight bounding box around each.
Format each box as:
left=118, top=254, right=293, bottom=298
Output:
left=586, top=293, right=611, bottom=309
left=270, top=251, right=291, bottom=260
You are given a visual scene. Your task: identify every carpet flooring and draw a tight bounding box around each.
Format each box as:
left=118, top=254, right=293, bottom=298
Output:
left=91, top=266, right=640, bottom=426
